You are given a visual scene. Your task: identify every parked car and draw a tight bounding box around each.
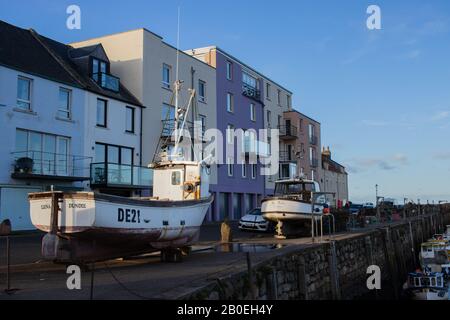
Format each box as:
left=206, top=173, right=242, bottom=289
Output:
left=349, top=203, right=363, bottom=215
left=239, top=208, right=274, bottom=232
left=363, top=202, right=375, bottom=209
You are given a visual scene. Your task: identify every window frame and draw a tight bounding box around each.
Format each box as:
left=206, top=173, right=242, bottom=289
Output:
left=226, top=92, right=234, bottom=113
left=227, top=157, right=234, bottom=177
left=251, top=164, right=257, bottom=179
left=242, top=164, right=247, bottom=178
left=226, top=61, right=233, bottom=80
left=125, top=106, right=135, bottom=133
left=96, top=98, right=108, bottom=128
left=17, top=76, right=33, bottom=111
left=95, top=142, right=134, bottom=166
left=162, top=63, right=171, bottom=89
left=277, top=89, right=281, bottom=106
left=266, top=83, right=271, bottom=100
left=198, top=80, right=206, bottom=102
left=250, top=103, right=256, bottom=122
left=58, top=87, right=72, bottom=120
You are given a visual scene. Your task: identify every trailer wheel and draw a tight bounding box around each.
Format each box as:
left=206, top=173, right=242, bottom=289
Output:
left=160, top=249, right=183, bottom=263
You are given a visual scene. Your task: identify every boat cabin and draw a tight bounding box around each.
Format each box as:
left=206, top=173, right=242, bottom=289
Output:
left=274, top=179, right=320, bottom=202
left=151, top=161, right=210, bottom=201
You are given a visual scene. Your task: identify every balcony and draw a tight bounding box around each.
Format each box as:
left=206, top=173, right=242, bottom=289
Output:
left=90, top=163, right=152, bottom=189
left=242, top=84, right=261, bottom=102
left=278, top=125, right=298, bottom=140
left=310, top=158, right=319, bottom=168
left=11, top=151, right=91, bottom=181
left=279, top=150, right=296, bottom=163
left=309, top=135, right=318, bottom=145
left=93, top=72, right=120, bottom=92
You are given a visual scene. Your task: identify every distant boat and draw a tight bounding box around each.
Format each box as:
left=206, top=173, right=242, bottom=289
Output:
left=403, top=272, right=448, bottom=300
left=261, top=177, right=325, bottom=238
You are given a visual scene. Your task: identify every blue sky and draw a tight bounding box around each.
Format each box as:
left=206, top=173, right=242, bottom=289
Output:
left=1, top=0, right=450, bottom=203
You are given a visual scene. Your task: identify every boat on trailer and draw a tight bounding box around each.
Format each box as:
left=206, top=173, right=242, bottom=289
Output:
left=29, top=79, right=213, bottom=263
left=261, top=177, right=324, bottom=238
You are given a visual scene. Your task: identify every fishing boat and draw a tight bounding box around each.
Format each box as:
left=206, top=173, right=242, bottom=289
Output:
left=419, top=240, right=450, bottom=272
left=29, top=77, right=213, bottom=263
left=403, top=271, right=448, bottom=300
left=261, top=177, right=325, bottom=238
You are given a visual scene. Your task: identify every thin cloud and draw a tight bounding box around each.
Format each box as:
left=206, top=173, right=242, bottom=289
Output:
left=361, top=120, right=390, bottom=127
left=430, top=111, right=450, bottom=121
left=433, top=152, right=450, bottom=160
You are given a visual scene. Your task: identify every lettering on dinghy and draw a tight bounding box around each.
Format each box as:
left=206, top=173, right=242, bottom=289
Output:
left=118, top=208, right=141, bottom=223
left=41, top=204, right=51, bottom=210
left=68, top=203, right=87, bottom=209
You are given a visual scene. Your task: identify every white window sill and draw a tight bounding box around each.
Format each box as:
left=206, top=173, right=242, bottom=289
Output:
left=55, top=116, right=75, bottom=123
left=13, top=107, right=37, bottom=115
left=96, top=125, right=109, bottom=130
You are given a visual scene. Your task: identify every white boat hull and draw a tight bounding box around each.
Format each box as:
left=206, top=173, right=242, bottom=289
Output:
left=410, top=289, right=448, bottom=300
left=29, top=192, right=213, bottom=262
left=261, top=198, right=320, bottom=222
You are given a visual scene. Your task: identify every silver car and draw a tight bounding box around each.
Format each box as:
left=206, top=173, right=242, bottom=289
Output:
left=239, top=208, right=274, bottom=232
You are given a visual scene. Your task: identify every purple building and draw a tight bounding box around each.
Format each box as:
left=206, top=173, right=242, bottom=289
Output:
left=186, top=47, right=266, bottom=221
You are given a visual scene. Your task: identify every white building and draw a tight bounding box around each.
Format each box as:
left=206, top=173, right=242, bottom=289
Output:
left=0, top=20, right=145, bottom=230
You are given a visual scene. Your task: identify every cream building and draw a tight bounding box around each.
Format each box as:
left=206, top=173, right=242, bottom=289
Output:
left=321, top=147, right=349, bottom=206
left=71, top=29, right=218, bottom=190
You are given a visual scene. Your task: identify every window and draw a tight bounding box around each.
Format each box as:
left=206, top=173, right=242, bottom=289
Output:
left=162, top=64, right=171, bottom=89
left=58, top=88, right=71, bottom=119
left=310, top=147, right=315, bottom=165
left=267, top=110, right=271, bottom=127
left=162, top=104, right=175, bottom=120
left=309, top=124, right=315, bottom=139
left=126, top=107, right=135, bottom=133
left=277, top=89, right=281, bottom=105
left=227, top=124, right=234, bottom=144
left=251, top=164, right=257, bottom=179
left=92, top=58, right=107, bottom=83
left=226, top=93, right=234, bottom=113
left=242, top=72, right=258, bottom=89
left=15, top=129, right=71, bottom=176
left=266, top=83, right=271, bottom=99
left=95, top=143, right=133, bottom=165
left=300, top=119, right=303, bottom=131
left=242, top=164, right=247, bottom=178
left=226, top=61, right=233, bottom=80
left=198, top=80, right=206, bottom=102
left=17, top=77, right=32, bottom=110
left=278, top=115, right=282, bottom=128
left=172, top=171, right=181, bottom=185
left=227, top=158, right=234, bottom=177
left=96, top=99, right=107, bottom=127
left=268, top=137, right=272, bottom=155
left=199, top=115, right=206, bottom=135
left=287, top=95, right=291, bottom=109
left=250, top=103, right=256, bottom=121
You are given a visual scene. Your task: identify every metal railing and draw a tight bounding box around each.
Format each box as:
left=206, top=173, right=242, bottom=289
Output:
left=11, top=151, right=92, bottom=178
left=160, top=119, right=203, bottom=141
left=90, top=162, right=152, bottom=188
left=278, top=125, right=298, bottom=138
left=279, top=150, right=296, bottom=162
left=242, top=83, right=261, bottom=101
left=92, top=72, right=120, bottom=92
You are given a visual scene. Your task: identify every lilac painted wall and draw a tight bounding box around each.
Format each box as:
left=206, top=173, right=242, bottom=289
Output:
left=210, top=50, right=265, bottom=197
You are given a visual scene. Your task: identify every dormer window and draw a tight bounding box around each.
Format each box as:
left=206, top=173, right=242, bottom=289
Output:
left=91, top=58, right=119, bottom=92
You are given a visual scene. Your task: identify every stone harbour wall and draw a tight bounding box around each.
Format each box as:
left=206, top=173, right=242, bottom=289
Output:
left=181, top=210, right=450, bottom=300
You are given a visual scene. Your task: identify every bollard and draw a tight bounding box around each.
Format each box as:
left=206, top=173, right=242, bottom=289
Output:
left=220, top=218, right=232, bottom=243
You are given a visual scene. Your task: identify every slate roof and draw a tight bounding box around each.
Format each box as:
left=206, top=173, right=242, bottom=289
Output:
left=0, top=20, right=143, bottom=107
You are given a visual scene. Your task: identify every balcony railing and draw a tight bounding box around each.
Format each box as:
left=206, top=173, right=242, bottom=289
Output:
left=11, top=151, right=91, bottom=181
left=160, top=120, right=203, bottom=141
left=90, top=163, right=152, bottom=188
left=309, top=135, right=318, bottom=145
left=279, top=150, right=296, bottom=162
left=242, top=83, right=261, bottom=101
left=278, top=125, right=298, bottom=139
left=310, top=158, right=319, bottom=168
left=93, top=72, right=120, bottom=92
